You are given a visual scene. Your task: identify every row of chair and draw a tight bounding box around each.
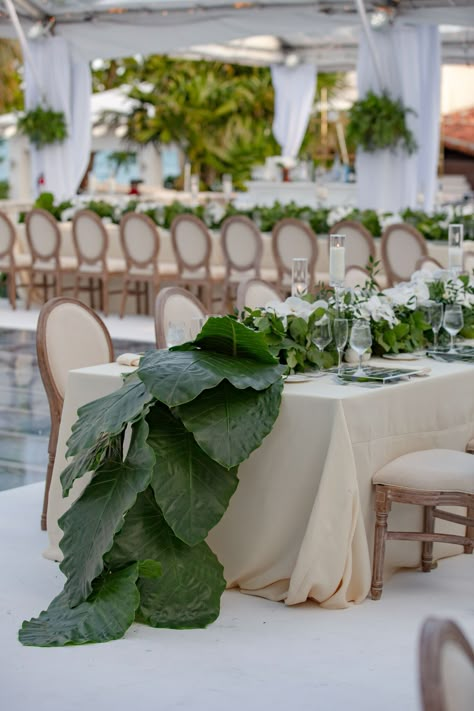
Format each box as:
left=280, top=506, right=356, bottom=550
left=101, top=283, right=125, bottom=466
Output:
left=4, top=208, right=472, bottom=316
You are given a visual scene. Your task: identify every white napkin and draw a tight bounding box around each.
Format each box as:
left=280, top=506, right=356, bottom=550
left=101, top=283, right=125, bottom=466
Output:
left=116, top=353, right=141, bottom=367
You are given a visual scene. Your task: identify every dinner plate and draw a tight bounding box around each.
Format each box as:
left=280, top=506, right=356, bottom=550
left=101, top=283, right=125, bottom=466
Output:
left=382, top=352, right=424, bottom=361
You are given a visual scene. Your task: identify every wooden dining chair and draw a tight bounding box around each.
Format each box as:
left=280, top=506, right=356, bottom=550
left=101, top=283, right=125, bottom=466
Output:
left=330, top=220, right=376, bottom=271
left=344, top=265, right=379, bottom=290
left=154, top=286, right=207, bottom=349
left=170, top=214, right=225, bottom=311
left=25, top=209, right=77, bottom=309
left=381, top=223, right=428, bottom=286
left=271, top=218, right=319, bottom=295
left=72, top=209, right=125, bottom=316
left=36, top=297, right=114, bottom=530
left=419, top=617, right=474, bottom=711
left=415, top=255, right=444, bottom=273
left=220, top=215, right=264, bottom=308
left=463, top=250, right=474, bottom=275
left=370, top=446, right=474, bottom=600
left=236, top=277, right=281, bottom=313
left=0, top=209, right=31, bottom=309
left=119, top=212, right=172, bottom=318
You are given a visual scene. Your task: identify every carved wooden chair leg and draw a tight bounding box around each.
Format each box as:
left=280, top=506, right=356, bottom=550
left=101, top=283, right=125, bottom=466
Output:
left=102, top=278, right=109, bottom=317
left=119, top=280, right=129, bottom=319
left=371, top=486, right=391, bottom=600
left=465, top=506, right=474, bottom=554
left=422, top=505, right=436, bottom=572
left=8, top=271, right=17, bottom=309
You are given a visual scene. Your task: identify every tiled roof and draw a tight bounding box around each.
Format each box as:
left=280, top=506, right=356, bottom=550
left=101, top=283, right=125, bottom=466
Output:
left=442, top=107, right=474, bottom=157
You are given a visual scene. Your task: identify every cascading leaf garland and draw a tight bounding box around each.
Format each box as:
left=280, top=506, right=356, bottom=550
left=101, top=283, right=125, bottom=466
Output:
left=19, top=317, right=285, bottom=647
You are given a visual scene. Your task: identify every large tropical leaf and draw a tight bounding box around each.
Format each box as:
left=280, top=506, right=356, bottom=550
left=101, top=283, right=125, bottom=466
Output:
left=138, top=349, right=283, bottom=407
left=66, top=379, right=153, bottom=457
left=146, top=403, right=238, bottom=546
left=177, top=379, right=283, bottom=469
left=19, top=564, right=140, bottom=647
left=59, top=418, right=155, bottom=607
left=60, top=434, right=122, bottom=497
left=107, top=489, right=226, bottom=629
left=180, top=315, right=279, bottom=364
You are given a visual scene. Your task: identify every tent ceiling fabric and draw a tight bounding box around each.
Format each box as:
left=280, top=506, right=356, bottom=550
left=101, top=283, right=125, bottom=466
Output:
left=0, top=0, right=472, bottom=65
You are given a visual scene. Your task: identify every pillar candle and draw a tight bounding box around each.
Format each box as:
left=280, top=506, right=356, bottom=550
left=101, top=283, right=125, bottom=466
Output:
left=330, top=245, right=345, bottom=283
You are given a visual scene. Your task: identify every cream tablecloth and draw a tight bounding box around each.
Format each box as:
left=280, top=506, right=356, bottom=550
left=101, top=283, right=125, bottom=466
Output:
left=45, top=357, right=474, bottom=608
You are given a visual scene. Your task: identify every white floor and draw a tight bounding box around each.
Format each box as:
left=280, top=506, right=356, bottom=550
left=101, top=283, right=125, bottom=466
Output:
left=0, top=298, right=157, bottom=344
left=1, top=483, right=473, bottom=711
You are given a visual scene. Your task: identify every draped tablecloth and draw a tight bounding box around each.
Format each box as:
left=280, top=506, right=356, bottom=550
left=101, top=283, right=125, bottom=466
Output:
left=44, top=357, right=474, bottom=609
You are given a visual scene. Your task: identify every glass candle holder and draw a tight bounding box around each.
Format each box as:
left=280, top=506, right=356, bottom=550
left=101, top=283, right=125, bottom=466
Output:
left=291, top=258, right=309, bottom=297
left=448, top=223, right=463, bottom=274
left=329, top=234, right=346, bottom=287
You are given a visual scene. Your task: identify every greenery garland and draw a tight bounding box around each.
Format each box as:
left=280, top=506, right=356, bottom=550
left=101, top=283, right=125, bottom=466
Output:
left=19, top=317, right=284, bottom=647
left=17, top=105, right=68, bottom=149
left=346, top=91, right=418, bottom=155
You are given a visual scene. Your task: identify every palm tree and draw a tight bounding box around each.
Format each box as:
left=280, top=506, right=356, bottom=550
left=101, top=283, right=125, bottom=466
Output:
left=0, top=39, right=23, bottom=113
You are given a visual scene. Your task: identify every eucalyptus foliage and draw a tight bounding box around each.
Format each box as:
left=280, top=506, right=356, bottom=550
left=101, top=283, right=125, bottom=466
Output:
left=20, top=317, right=284, bottom=646
left=17, top=105, right=68, bottom=149
left=346, top=91, right=418, bottom=155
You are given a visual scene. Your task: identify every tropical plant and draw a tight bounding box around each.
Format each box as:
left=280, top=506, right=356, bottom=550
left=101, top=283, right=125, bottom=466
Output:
left=0, top=39, right=23, bottom=113
left=17, top=105, right=68, bottom=149
left=107, top=151, right=137, bottom=176
left=83, top=199, right=119, bottom=222
left=0, top=179, right=9, bottom=200
left=19, top=317, right=284, bottom=646
left=18, top=192, right=73, bottom=223
left=346, top=91, right=417, bottom=155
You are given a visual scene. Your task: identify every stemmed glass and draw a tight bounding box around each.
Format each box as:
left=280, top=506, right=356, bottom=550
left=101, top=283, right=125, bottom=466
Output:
left=443, top=304, right=464, bottom=353
left=292, top=258, right=309, bottom=297
left=333, top=318, right=349, bottom=374
left=429, top=302, right=444, bottom=350
left=166, top=321, right=186, bottom=348
left=312, top=315, right=332, bottom=364
left=349, top=320, right=372, bottom=377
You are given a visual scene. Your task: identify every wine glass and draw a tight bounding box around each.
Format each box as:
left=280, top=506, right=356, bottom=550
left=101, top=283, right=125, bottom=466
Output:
left=429, top=302, right=443, bottom=350
left=333, top=318, right=349, bottom=374
left=443, top=304, right=463, bottom=353
left=166, top=321, right=186, bottom=348
left=349, top=320, right=372, bottom=377
left=312, top=315, right=332, bottom=362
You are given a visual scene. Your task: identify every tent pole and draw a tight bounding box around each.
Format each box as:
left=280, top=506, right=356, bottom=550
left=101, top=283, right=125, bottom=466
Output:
left=353, top=0, right=384, bottom=93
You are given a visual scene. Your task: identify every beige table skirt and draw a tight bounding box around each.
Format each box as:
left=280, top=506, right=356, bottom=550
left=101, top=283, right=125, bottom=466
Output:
left=44, top=356, right=474, bottom=609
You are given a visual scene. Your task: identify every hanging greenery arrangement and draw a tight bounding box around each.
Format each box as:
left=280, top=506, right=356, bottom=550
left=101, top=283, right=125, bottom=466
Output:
left=346, top=91, right=418, bottom=155
left=17, top=105, right=68, bottom=149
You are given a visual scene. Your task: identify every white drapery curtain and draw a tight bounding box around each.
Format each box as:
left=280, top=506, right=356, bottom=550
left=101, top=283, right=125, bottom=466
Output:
left=24, top=37, right=91, bottom=202
left=356, top=24, right=440, bottom=213
left=271, top=64, right=317, bottom=160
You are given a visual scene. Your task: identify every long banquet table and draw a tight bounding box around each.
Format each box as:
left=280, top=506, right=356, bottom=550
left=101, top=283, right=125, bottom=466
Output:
left=44, top=354, right=474, bottom=609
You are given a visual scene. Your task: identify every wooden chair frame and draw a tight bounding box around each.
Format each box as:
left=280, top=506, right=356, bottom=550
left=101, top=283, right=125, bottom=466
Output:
left=119, top=212, right=161, bottom=317
left=36, top=297, right=114, bottom=530
left=154, top=286, right=206, bottom=349
left=235, top=277, right=281, bottom=314
left=221, top=215, right=263, bottom=308
left=415, top=255, right=443, bottom=272
left=371, top=483, right=474, bottom=600
left=381, top=223, right=428, bottom=286
left=330, top=220, right=376, bottom=269
left=419, top=617, right=474, bottom=711
left=344, top=265, right=380, bottom=290
left=25, top=209, right=74, bottom=308
left=271, top=218, right=318, bottom=294
left=0, top=209, right=30, bottom=309
left=171, top=214, right=216, bottom=310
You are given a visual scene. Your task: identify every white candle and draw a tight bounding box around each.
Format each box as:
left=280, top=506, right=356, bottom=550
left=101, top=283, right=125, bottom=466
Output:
left=448, top=246, right=462, bottom=270
left=330, top=245, right=345, bottom=282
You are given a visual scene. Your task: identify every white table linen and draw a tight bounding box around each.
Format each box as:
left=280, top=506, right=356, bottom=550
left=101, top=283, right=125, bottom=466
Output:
left=45, top=357, right=474, bottom=609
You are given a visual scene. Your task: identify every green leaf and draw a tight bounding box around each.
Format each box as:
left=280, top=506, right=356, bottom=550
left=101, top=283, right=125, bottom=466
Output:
left=59, top=418, right=155, bottom=607
left=107, top=489, right=226, bottom=629
left=289, top=317, right=308, bottom=342
left=138, top=349, right=284, bottom=407
left=177, top=379, right=283, bottom=469
left=19, top=564, right=140, bottom=647
left=138, top=559, right=162, bottom=579
left=146, top=403, right=238, bottom=545
left=60, top=435, right=121, bottom=497
left=186, top=315, right=279, bottom=363
left=66, top=379, right=153, bottom=457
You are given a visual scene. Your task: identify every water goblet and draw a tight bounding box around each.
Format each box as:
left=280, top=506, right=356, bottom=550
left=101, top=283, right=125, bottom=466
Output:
left=312, top=315, right=332, bottom=363
left=429, top=302, right=443, bottom=350
left=333, top=318, right=349, bottom=374
left=349, top=320, right=372, bottom=377
left=443, top=304, right=464, bottom=353
left=166, top=320, right=186, bottom=349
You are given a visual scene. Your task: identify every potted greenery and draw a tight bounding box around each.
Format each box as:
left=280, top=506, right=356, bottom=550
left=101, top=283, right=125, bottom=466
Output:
left=17, top=105, right=68, bottom=149
left=346, top=91, right=417, bottom=155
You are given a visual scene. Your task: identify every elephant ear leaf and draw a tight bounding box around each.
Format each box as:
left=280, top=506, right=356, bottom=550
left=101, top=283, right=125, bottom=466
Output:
left=66, top=379, right=153, bottom=457
left=59, top=417, right=155, bottom=608
left=19, top=564, right=140, bottom=647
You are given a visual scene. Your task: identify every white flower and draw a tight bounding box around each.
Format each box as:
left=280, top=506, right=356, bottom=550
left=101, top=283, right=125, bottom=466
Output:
left=383, top=285, right=417, bottom=310
left=356, top=294, right=398, bottom=326
left=265, top=296, right=328, bottom=325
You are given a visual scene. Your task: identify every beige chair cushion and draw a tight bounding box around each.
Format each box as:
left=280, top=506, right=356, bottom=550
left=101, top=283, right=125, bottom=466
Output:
left=373, top=449, right=474, bottom=493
